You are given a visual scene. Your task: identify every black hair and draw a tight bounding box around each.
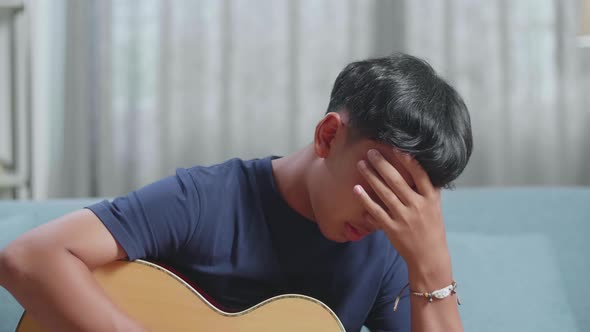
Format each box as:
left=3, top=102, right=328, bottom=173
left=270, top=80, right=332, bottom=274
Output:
left=326, top=53, right=473, bottom=189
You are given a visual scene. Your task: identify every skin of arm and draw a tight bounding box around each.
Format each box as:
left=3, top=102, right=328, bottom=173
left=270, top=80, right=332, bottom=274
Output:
left=0, top=209, right=148, bottom=332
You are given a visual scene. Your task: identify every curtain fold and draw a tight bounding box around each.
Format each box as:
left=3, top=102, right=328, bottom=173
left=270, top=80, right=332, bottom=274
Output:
left=40, top=0, right=589, bottom=198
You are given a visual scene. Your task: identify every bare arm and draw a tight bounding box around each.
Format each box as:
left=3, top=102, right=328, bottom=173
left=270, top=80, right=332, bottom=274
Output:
left=0, top=209, right=148, bottom=332
left=407, top=250, right=462, bottom=331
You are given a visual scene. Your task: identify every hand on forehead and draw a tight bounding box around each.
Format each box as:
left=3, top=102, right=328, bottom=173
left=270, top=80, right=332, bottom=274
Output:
left=367, top=143, right=417, bottom=190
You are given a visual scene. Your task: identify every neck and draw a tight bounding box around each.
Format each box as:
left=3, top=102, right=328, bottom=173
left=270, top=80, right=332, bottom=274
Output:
left=270, top=144, right=317, bottom=222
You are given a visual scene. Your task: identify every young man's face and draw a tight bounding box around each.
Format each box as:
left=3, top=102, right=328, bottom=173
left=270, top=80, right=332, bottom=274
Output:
left=309, top=113, right=416, bottom=243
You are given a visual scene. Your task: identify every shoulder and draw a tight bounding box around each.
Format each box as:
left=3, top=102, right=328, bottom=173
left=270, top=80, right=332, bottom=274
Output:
left=185, top=157, right=259, bottom=180
left=182, top=157, right=267, bottom=206
left=181, top=157, right=256, bottom=188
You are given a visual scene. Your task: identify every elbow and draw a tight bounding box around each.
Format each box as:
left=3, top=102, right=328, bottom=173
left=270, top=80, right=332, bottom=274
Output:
left=0, top=242, right=44, bottom=288
left=0, top=244, right=26, bottom=287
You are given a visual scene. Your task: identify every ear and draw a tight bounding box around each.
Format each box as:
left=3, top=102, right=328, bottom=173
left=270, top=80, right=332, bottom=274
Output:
left=313, top=112, right=346, bottom=158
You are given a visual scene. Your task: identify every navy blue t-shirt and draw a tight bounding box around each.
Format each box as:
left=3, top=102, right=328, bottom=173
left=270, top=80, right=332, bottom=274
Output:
left=86, top=156, right=410, bottom=331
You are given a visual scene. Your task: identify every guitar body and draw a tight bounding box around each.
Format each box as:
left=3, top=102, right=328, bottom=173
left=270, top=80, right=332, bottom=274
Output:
left=16, top=260, right=345, bottom=332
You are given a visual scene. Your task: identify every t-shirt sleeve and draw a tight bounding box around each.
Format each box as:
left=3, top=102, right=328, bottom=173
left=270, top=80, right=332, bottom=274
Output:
left=84, top=168, right=201, bottom=261
left=364, top=252, right=411, bottom=332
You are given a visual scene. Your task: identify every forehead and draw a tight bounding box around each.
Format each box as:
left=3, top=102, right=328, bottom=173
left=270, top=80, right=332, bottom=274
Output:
left=348, top=137, right=400, bottom=160
left=347, top=138, right=416, bottom=188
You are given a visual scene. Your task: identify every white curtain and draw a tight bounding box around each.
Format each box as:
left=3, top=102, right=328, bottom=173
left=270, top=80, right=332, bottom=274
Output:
left=404, top=0, right=590, bottom=186
left=34, top=0, right=589, bottom=199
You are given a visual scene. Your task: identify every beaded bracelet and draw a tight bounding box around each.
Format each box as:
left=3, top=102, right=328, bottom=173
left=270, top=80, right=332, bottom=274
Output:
left=393, top=280, right=461, bottom=312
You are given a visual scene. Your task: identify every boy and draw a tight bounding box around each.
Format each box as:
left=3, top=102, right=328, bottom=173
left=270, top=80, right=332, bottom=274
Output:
left=0, top=53, right=472, bottom=331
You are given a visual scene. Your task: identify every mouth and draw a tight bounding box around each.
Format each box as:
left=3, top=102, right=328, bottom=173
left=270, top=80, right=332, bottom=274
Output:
left=345, top=222, right=370, bottom=242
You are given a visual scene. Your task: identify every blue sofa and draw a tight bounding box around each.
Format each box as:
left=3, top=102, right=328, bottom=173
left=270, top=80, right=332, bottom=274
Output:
left=1, top=188, right=589, bottom=332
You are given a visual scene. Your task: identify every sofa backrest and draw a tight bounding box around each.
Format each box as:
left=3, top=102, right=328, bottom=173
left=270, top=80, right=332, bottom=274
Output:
left=1, top=189, right=589, bottom=332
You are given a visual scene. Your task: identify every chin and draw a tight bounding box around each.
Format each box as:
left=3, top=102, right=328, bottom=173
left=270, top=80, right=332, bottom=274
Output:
left=317, top=221, right=348, bottom=243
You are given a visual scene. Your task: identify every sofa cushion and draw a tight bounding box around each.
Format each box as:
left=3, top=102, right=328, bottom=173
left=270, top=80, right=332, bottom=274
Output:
left=448, top=232, right=578, bottom=331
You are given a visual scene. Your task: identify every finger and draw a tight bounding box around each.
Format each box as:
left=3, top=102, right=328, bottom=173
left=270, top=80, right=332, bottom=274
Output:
left=367, top=149, right=417, bottom=205
left=357, top=159, right=407, bottom=214
left=364, top=213, right=396, bottom=238
left=353, top=185, right=396, bottom=230
left=364, top=213, right=381, bottom=231
left=394, top=150, right=435, bottom=197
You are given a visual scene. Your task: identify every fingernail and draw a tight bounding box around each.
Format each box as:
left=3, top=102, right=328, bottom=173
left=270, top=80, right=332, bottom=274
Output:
left=368, top=149, right=380, bottom=159
left=357, top=160, right=367, bottom=169
left=354, top=185, right=363, bottom=194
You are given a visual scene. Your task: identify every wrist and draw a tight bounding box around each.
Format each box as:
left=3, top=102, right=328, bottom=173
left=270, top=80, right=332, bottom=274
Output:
left=407, top=250, right=453, bottom=291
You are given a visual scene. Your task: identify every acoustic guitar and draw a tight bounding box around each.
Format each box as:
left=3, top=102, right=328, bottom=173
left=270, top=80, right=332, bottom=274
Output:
left=16, top=259, right=345, bottom=332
